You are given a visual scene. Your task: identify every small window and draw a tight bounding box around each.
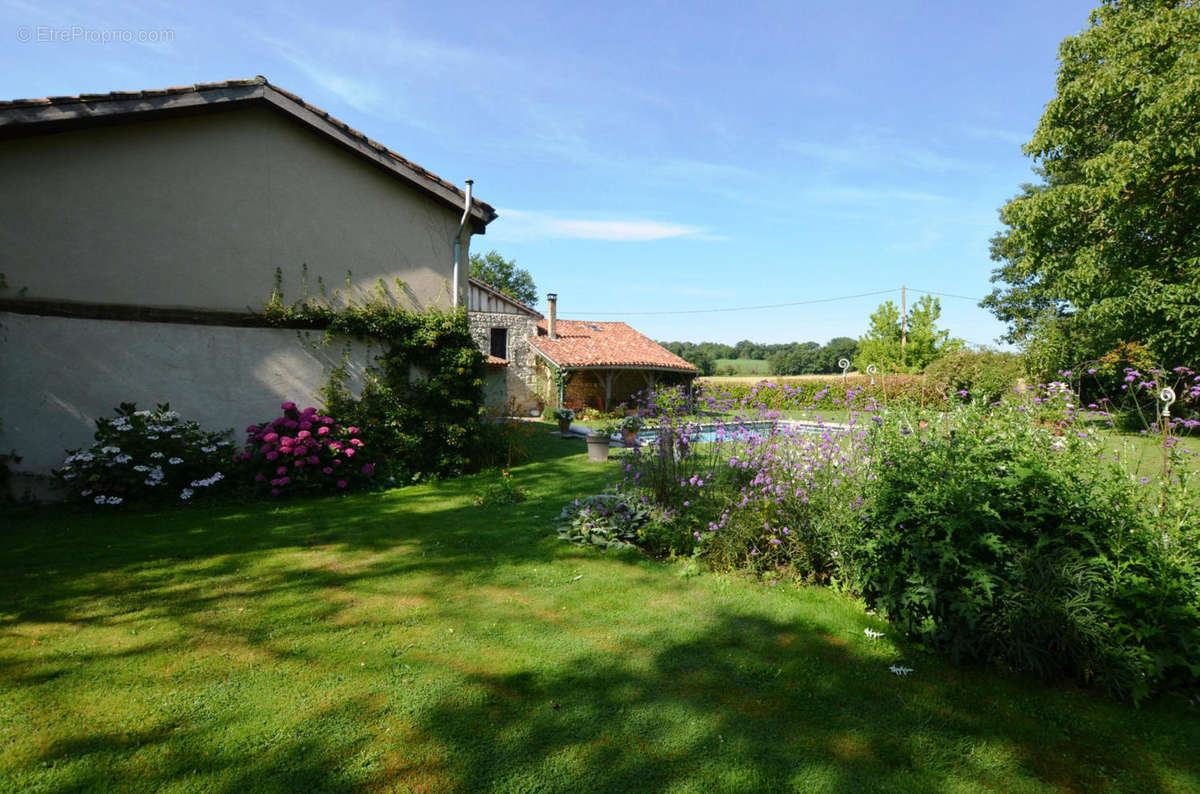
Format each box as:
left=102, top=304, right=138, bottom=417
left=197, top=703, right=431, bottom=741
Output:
left=490, top=327, right=508, bottom=359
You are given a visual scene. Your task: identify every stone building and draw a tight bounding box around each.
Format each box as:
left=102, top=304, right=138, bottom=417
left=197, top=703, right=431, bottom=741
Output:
left=466, top=286, right=698, bottom=414
left=467, top=278, right=543, bottom=414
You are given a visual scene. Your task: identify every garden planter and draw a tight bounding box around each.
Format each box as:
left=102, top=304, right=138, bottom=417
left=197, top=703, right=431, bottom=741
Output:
left=586, top=432, right=611, bottom=461
left=621, top=430, right=639, bottom=447
left=557, top=418, right=572, bottom=436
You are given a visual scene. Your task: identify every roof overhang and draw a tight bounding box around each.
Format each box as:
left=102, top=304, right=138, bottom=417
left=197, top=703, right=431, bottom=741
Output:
left=468, top=277, right=543, bottom=318
left=527, top=342, right=697, bottom=375
left=0, top=76, right=497, bottom=232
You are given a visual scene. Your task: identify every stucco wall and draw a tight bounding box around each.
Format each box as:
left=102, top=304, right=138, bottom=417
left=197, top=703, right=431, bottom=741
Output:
left=0, top=105, right=471, bottom=312
left=0, top=312, right=374, bottom=479
left=468, top=311, right=541, bottom=413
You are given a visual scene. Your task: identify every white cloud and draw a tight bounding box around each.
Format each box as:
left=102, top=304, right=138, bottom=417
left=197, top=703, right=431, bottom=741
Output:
left=491, top=209, right=712, bottom=242
left=781, top=131, right=980, bottom=174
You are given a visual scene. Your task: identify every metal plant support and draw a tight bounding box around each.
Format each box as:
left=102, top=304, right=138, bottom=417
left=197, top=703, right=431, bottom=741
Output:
left=1158, top=386, right=1177, bottom=526
left=838, top=358, right=851, bottom=381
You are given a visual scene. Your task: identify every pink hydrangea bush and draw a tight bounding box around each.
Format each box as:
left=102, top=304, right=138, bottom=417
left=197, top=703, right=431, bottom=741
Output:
left=239, top=402, right=376, bottom=496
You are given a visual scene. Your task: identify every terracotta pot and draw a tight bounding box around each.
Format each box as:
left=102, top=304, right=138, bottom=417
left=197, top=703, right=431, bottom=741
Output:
left=557, top=418, right=572, bottom=435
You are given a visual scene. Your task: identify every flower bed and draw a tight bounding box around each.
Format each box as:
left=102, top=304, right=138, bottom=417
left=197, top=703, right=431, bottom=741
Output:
left=240, top=402, right=376, bottom=496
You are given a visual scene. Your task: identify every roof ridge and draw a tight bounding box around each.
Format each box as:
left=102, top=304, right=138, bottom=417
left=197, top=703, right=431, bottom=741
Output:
left=0, top=76, right=496, bottom=220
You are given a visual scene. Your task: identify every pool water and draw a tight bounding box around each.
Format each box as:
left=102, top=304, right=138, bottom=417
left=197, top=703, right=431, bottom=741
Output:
left=630, top=420, right=830, bottom=445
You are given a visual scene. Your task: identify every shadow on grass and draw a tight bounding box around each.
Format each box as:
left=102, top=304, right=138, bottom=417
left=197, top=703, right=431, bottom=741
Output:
left=411, top=610, right=1199, bottom=793
left=4, top=426, right=1199, bottom=792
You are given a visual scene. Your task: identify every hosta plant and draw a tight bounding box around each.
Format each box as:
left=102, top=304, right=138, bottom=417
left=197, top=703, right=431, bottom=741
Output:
left=556, top=493, right=652, bottom=549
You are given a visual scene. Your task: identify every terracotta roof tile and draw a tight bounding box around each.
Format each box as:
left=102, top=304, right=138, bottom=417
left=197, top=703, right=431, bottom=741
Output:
left=528, top=320, right=698, bottom=372
left=485, top=354, right=508, bottom=367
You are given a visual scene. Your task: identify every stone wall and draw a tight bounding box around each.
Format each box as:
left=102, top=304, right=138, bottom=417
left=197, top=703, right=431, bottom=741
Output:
left=467, top=311, right=541, bottom=414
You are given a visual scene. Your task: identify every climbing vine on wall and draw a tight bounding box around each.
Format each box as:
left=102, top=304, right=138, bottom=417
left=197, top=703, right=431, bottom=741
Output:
left=260, top=268, right=487, bottom=481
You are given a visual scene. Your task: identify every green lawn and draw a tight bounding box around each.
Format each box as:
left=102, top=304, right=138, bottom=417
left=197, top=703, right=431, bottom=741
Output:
left=714, top=358, right=770, bottom=376
left=2, top=429, right=1198, bottom=793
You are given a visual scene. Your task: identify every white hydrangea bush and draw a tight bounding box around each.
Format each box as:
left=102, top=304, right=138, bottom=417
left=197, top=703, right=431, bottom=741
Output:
left=55, top=403, right=235, bottom=507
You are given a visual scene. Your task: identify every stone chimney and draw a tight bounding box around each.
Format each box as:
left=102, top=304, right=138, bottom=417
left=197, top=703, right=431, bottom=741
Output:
left=546, top=293, right=557, bottom=340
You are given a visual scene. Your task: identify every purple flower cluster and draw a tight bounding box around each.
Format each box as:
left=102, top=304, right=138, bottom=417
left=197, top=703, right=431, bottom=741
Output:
left=239, top=402, right=376, bottom=496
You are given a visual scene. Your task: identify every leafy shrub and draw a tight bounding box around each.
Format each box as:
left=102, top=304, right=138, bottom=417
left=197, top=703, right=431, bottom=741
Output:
left=0, top=418, right=20, bottom=505
left=241, top=402, right=375, bottom=496
left=852, top=395, right=1200, bottom=702
left=474, top=419, right=538, bottom=469
left=473, top=469, right=526, bottom=507
left=697, top=375, right=941, bottom=413
left=923, top=349, right=1025, bottom=403
left=556, top=493, right=652, bottom=549
left=55, top=403, right=235, bottom=506
left=262, top=278, right=487, bottom=483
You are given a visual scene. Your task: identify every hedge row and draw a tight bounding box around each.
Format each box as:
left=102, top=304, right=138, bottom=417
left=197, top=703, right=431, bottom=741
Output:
left=696, top=374, right=948, bottom=412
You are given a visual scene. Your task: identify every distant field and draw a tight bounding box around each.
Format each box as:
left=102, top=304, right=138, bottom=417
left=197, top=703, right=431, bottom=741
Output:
left=713, top=358, right=769, bottom=375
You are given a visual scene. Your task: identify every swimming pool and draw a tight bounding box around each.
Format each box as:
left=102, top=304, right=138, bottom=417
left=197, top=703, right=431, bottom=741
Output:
left=628, top=420, right=835, bottom=445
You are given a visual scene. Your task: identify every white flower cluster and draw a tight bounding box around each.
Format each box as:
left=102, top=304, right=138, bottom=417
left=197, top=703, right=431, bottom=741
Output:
left=189, top=471, right=224, bottom=488
left=180, top=488, right=194, bottom=501
left=100, top=445, right=121, bottom=454
left=143, top=465, right=165, bottom=487
left=93, top=495, right=123, bottom=505
left=168, top=457, right=184, bottom=465
left=64, top=451, right=95, bottom=464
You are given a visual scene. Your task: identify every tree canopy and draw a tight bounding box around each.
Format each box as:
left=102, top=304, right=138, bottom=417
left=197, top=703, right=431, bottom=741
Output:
left=469, top=250, right=538, bottom=307
left=855, top=296, right=960, bottom=373
left=657, top=338, right=859, bottom=376
left=983, top=0, right=1200, bottom=373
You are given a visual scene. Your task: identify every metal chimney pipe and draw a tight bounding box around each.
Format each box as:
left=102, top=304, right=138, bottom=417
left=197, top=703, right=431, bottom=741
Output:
left=451, top=179, right=474, bottom=308
left=546, top=293, right=558, bottom=340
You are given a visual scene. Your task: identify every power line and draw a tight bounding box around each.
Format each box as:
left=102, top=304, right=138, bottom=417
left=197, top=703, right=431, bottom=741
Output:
left=907, top=288, right=985, bottom=302
left=562, top=288, right=900, bottom=317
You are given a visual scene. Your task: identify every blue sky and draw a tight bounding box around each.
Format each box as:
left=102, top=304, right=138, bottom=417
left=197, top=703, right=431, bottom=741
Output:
left=2, top=0, right=1100, bottom=346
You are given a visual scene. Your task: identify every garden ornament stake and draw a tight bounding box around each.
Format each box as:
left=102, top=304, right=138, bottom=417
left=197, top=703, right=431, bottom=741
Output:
left=1159, top=386, right=1176, bottom=522
left=866, top=364, right=878, bottom=387
left=838, top=358, right=851, bottom=381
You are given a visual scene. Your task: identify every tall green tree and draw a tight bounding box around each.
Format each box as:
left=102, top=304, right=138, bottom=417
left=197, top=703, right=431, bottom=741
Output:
left=984, top=0, right=1200, bottom=373
left=469, top=250, right=538, bottom=307
left=855, top=296, right=959, bottom=373
left=817, top=337, right=859, bottom=373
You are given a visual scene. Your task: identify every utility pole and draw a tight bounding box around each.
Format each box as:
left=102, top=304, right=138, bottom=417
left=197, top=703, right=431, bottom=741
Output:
left=900, top=284, right=907, bottom=365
